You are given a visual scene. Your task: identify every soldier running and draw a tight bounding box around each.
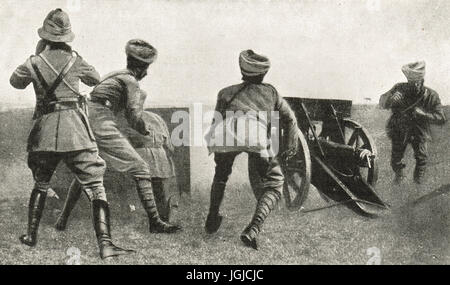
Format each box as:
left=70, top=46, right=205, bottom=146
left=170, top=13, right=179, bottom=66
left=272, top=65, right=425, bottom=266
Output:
left=204, top=50, right=301, bottom=250
left=9, top=9, right=133, bottom=259
left=379, top=61, right=446, bottom=184
left=55, top=39, right=181, bottom=234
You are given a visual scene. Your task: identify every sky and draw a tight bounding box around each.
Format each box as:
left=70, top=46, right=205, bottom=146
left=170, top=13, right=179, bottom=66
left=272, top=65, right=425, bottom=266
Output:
left=1, top=0, right=450, bottom=109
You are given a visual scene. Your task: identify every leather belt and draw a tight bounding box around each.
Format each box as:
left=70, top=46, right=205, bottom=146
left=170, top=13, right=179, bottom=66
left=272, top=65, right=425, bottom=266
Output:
left=44, top=99, right=81, bottom=114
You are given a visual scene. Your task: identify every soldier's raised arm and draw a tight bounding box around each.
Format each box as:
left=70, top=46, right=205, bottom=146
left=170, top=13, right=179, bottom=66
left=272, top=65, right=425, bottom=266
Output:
left=379, top=84, right=403, bottom=109
left=10, top=59, right=33, bottom=90
left=77, top=57, right=100, bottom=86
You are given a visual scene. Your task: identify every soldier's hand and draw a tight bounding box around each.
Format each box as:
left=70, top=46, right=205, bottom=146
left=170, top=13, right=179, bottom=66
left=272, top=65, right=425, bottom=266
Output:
left=357, top=149, right=372, bottom=160
left=355, top=148, right=372, bottom=168
left=412, top=106, right=427, bottom=118
left=389, top=91, right=404, bottom=107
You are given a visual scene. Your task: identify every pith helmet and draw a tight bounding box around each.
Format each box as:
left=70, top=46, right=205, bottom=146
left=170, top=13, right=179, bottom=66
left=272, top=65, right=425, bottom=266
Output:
left=38, top=8, right=75, bottom=43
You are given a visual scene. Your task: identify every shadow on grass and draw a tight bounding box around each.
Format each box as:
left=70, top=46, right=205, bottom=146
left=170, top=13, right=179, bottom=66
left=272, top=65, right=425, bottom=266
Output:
left=408, top=184, right=450, bottom=207
left=387, top=184, right=450, bottom=264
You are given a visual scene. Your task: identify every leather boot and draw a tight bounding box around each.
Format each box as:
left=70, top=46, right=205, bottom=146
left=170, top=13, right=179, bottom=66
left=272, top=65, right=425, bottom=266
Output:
left=240, top=190, right=280, bottom=250
left=20, top=188, right=47, bottom=246
left=137, top=179, right=181, bottom=233
left=55, top=179, right=83, bottom=231
left=205, top=182, right=226, bottom=234
left=92, top=199, right=135, bottom=259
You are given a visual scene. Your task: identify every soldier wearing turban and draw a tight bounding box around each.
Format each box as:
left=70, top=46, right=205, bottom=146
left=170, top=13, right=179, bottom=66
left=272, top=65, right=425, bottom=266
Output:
left=379, top=61, right=446, bottom=184
left=55, top=39, right=182, bottom=236
left=204, top=50, right=300, bottom=249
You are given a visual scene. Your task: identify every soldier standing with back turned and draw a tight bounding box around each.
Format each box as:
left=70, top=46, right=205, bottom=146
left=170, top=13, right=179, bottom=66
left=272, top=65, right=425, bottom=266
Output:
left=379, top=61, right=446, bottom=184
left=205, top=50, right=301, bottom=250
left=9, top=9, right=133, bottom=259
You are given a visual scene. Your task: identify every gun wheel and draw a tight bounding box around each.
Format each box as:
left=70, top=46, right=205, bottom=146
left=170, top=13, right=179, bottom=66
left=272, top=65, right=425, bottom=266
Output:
left=341, top=119, right=378, bottom=186
left=248, top=129, right=311, bottom=211
left=281, top=130, right=312, bottom=211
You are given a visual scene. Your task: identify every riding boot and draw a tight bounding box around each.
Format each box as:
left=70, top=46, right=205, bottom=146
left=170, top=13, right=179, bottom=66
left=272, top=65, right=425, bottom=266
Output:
left=240, top=190, right=280, bottom=250
left=92, top=199, right=135, bottom=259
left=55, top=180, right=83, bottom=231
left=205, top=182, right=226, bottom=234
left=151, top=178, right=170, bottom=222
left=136, top=179, right=181, bottom=233
left=19, top=188, right=47, bottom=246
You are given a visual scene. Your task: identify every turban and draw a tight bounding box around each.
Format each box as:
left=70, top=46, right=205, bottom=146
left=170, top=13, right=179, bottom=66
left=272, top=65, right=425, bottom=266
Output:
left=38, top=9, right=75, bottom=43
left=126, top=39, right=158, bottom=64
left=239, top=50, right=271, bottom=77
left=402, top=61, right=425, bottom=81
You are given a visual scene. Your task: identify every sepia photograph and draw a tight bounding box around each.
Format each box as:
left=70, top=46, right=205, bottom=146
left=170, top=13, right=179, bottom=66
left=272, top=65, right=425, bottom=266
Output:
left=0, top=0, right=449, bottom=269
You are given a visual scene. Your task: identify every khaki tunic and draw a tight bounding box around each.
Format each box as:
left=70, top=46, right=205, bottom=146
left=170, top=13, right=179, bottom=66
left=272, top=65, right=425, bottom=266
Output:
left=9, top=46, right=100, bottom=152
left=206, top=82, right=299, bottom=154
left=87, top=70, right=152, bottom=179
left=209, top=81, right=300, bottom=193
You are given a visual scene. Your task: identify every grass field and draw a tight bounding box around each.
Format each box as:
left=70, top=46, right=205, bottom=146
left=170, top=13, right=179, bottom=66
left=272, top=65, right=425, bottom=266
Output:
left=0, top=105, right=449, bottom=265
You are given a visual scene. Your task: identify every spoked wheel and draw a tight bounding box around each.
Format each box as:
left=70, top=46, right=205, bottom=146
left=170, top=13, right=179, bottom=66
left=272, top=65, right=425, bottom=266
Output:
left=281, top=130, right=312, bottom=211
left=248, top=130, right=311, bottom=211
left=341, top=119, right=378, bottom=186
left=324, top=118, right=385, bottom=216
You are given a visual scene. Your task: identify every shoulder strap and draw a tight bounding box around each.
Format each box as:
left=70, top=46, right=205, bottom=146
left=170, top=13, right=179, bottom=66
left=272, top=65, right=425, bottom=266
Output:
left=30, top=53, right=77, bottom=100
left=30, top=56, right=50, bottom=91
left=43, top=53, right=78, bottom=98
left=400, top=90, right=426, bottom=115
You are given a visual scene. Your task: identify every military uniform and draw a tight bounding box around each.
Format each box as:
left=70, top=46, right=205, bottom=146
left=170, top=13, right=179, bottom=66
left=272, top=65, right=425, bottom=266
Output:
left=204, top=50, right=300, bottom=250
left=379, top=61, right=446, bottom=183
left=88, top=70, right=152, bottom=179
left=56, top=39, right=181, bottom=234
left=10, top=45, right=107, bottom=193
left=11, top=8, right=133, bottom=259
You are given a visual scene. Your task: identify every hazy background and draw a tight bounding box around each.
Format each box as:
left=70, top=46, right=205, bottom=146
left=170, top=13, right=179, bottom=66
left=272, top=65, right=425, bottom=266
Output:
left=1, top=0, right=450, bottom=110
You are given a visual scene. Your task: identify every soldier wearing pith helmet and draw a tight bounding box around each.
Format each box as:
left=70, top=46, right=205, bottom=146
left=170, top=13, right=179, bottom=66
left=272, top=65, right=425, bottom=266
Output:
left=55, top=39, right=182, bottom=235
left=10, top=8, right=134, bottom=259
left=379, top=61, right=446, bottom=184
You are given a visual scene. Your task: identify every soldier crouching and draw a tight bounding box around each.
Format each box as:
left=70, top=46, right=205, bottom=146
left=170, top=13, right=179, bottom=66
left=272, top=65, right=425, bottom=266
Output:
left=204, top=50, right=301, bottom=250
left=10, top=9, right=134, bottom=259
left=54, top=39, right=182, bottom=235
